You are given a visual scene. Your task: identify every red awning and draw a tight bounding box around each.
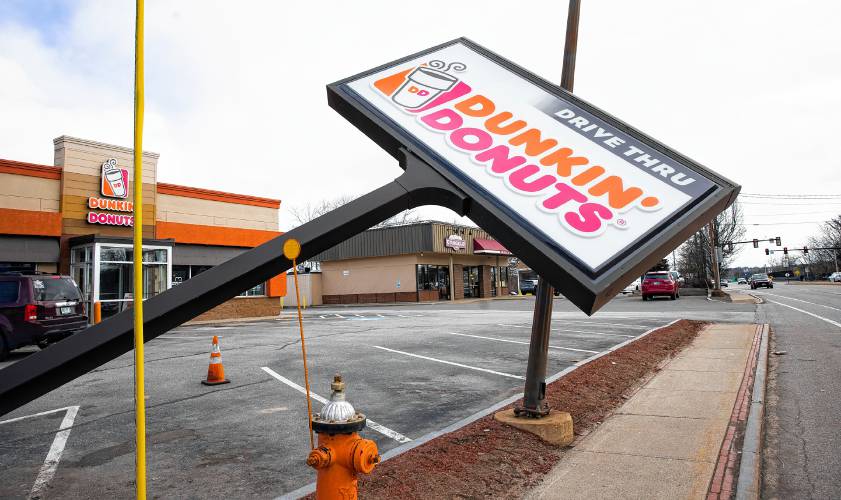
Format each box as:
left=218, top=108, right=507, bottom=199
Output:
left=473, top=238, right=512, bottom=255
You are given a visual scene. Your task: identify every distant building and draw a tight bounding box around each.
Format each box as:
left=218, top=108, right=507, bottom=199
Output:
left=0, top=135, right=286, bottom=322
left=310, top=221, right=517, bottom=304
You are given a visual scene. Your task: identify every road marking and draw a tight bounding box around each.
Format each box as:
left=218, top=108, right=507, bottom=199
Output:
left=1, top=406, right=80, bottom=499
left=552, top=328, right=635, bottom=338
left=764, top=300, right=841, bottom=329
left=373, top=345, right=524, bottom=380
left=559, top=321, right=648, bottom=329
left=158, top=335, right=223, bottom=340
left=354, top=313, right=364, bottom=317
left=758, top=292, right=841, bottom=313
left=377, top=314, right=385, bottom=318
left=445, top=332, right=599, bottom=354
left=319, top=315, right=328, bottom=319
left=260, top=367, right=411, bottom=444
left=498, top=323, right=633, bottom=337
left=334, top=314, right=344, bottom=319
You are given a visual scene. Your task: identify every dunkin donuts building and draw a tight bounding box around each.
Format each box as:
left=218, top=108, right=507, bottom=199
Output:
left=0, top=136, right=286, bottom=321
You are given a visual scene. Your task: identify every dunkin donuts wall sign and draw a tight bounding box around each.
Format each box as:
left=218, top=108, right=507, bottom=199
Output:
left=328, top=38, right=739, bottom=313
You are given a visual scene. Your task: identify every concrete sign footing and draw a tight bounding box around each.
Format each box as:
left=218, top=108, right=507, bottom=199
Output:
left=494, top=409, right=574, bottom=446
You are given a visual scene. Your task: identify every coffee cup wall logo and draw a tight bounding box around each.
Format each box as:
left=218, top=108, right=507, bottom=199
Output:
left=348, top=42, right=717, bottom=270
left=87, top=158, right=134, bottom=227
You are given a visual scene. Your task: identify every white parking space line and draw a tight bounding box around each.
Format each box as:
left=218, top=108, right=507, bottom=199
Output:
left=552, top=328, right=635, bottom=338
left=260, top=367, right=411, bottom=444
left=497, top=323, right=634, bottom=338
left=558, top=321, right=649, bottom=329
left=757, top=292, right=841, bottom=313
left=1, top=406, right=80, bottom=499
left=334, top=314, right=344, bottom=318
left=373, top=345, right=525, bottom=380
left=159, top=335, right=223, bottom=340
left=764, top=300, right=841, bottom=329
left=445, top=332, right=599, bottom=354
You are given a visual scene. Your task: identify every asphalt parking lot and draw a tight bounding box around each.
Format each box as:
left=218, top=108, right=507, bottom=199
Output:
left=0, top=294, right=756, bottom=499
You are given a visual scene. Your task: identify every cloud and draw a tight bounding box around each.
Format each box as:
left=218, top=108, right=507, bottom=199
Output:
left=1, top=0, right=840, bottom=267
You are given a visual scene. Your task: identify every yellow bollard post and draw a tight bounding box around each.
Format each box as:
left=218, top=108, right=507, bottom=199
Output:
left=303, top=295, right=307, bottom=309
left=93, top=302, right=102, bottom=324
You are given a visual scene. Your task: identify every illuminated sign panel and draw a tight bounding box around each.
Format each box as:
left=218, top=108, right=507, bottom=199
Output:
left=87, top=158, right=134, bottom=227
left=328, top=39, right=739, bottom=313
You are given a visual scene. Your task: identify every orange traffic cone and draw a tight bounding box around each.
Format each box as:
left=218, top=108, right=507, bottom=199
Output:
left=201, top=335, right=230, bottom=385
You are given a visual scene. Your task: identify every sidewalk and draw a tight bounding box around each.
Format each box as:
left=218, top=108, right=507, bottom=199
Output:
left=527, top=323, right=762, bottom=500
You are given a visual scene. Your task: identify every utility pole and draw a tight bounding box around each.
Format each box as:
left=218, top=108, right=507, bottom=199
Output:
left=516, top=0, right=580, bottom=418
left=708, top=222, right=721, bottom=290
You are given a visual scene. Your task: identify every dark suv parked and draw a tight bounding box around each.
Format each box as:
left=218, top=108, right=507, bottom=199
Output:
left=0, top=273, right=88, bottom=360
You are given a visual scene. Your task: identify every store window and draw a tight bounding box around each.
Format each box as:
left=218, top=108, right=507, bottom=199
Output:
left=498, top=267, right=508, bottom=288
left=0, top=262, right=36, bottom=274
left=172, top=264, right=265, bottom=297
left=416, top=264, right=450, bottom=300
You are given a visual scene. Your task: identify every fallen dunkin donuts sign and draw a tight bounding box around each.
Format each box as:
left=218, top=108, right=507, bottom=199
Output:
left=328, top=38, right=739, bottom=313
left=87, top=158, right=134, bottom=227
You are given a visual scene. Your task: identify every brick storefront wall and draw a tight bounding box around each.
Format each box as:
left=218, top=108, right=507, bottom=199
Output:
left=191, top=296, right=280, bottom=322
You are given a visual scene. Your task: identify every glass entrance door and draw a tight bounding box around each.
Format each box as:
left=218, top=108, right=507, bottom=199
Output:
left=463, top=266, right=479, bottom=298
left=71, top=242, right=172, bottom=322
left=490, top=266, right=498, bottom=297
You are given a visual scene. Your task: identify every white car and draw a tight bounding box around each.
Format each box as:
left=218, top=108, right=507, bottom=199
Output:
left=830, top=272, right=841, bottom=283
left=621, top=278, right=641, bottom=294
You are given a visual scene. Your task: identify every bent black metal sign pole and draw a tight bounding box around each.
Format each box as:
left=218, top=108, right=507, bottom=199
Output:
left=517, top=0, right=582, bottom=418
left=2, top=37, right=739, bottom=417
left=0, top=151, right=467, bottom=416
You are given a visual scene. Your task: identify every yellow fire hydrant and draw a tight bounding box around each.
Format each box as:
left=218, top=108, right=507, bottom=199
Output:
left=307, top=374, right=379, bottom=500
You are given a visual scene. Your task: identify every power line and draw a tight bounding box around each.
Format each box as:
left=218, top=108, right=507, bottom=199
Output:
left=739, top=200, right=841, bottom=206
left=740, top=221, right=826, bottom=226
left=740, top=193, right=841, bottom=199
left=742, top=210, right=841, bottom=217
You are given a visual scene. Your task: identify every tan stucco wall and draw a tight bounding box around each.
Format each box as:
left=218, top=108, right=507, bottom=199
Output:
left=157, top=193, right=278, bottom=231
left=0, top=173, right=60, bottom=212
left=321, top=255, right=419, bottom=295
left=54, top=135, right=158, bottom=186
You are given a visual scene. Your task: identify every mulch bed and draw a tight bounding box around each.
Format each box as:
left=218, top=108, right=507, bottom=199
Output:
left=307, top=319, right=708, bottom=499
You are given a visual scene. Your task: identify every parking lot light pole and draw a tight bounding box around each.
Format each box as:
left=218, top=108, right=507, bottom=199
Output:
left=516, top=0, right=580, bottom=418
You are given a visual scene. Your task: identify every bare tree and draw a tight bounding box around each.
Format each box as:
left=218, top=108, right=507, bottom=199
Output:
left=677, top=202, right=745, bottom=287
left=288, top=195, right=357, bottom=227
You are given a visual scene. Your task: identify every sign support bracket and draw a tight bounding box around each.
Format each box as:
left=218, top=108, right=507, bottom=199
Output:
left=0, top=149, right=469, bottom=416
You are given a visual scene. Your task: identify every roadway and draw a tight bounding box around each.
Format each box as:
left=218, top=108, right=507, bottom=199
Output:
left=0, top=293, right=755, bottom=498
left=748, top=281, right=841, bottom=499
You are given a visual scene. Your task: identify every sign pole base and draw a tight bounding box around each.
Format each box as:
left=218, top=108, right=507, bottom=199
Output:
left=515, top=277, right=554, bottom=418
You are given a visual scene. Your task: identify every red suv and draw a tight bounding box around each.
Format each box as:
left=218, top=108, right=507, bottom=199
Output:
left=641, top=271, right=680, bottom=301
left=0, top=273, right=88, bottom=360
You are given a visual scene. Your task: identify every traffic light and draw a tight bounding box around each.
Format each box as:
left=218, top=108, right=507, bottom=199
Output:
left=803, top=246, right=809, bottom=254
left=783, top=247, right=788, bottom=255
left=753, top=239, right=759, bottom=248
left=765, top=249, right=770, bottom=255
left=775, top=236, right=782, bottom=246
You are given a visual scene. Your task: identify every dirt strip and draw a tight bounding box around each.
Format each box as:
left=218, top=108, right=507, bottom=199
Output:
left=329, top=319, right=708, bottom=499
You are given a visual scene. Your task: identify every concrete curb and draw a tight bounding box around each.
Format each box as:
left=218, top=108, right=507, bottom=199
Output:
left=735, top=323, right=769, bottom=500
left=276, top=319, right=682, bottom=500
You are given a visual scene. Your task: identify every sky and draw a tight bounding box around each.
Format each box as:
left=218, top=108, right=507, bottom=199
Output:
left=1, top=0, right=840, bottom=268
